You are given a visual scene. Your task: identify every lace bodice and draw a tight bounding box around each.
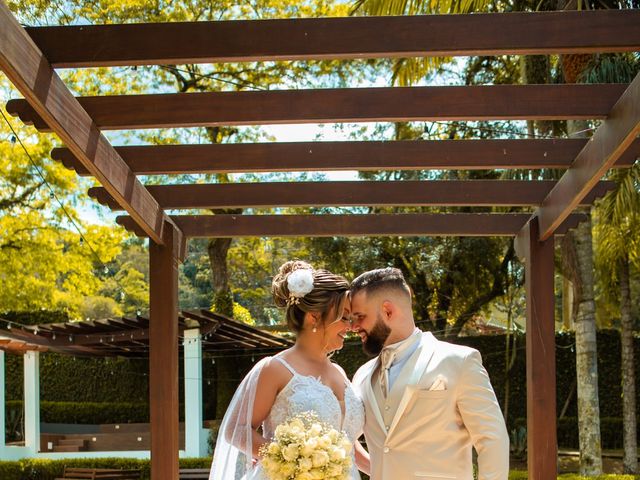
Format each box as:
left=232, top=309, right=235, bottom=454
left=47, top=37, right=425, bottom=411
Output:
left=264, top=357, right=365, bottom=443
left=252, top=356, right=364, bottom=479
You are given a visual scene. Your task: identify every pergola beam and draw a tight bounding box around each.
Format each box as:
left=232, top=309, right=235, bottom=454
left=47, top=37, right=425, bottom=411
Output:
left=24, top=10, right=640, bottom=68
left=91, top=180, right=615, bottom=210
left=7, top=84, right=627, bottom=130
left=51, top=139, right=640, bottom=175
left=0, top=0, right=167, bottom=244
left=116, top=213, right=587, bottom=238
left=534, top=71, right=640, bottom=240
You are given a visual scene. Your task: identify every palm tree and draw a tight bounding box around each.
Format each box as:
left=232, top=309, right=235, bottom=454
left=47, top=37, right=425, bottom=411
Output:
left=594, top=161, right=640, bottom=474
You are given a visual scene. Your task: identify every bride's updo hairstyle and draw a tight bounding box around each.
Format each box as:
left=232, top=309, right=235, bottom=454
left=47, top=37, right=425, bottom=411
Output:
left=272, top=260, right=349, bottom=334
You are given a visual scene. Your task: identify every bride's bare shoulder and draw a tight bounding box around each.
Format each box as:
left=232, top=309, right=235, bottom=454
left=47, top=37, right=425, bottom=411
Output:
left=258, top=354, right=295, bottom=386
left=331, top=362, right=349, bottom=380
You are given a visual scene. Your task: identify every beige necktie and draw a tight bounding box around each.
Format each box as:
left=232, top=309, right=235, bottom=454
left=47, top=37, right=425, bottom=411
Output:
left=379, top=347, right=397, bottom=399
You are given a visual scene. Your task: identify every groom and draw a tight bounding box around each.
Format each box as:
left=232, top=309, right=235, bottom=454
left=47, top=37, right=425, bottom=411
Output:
left=350, top=268, right=509, bottom=480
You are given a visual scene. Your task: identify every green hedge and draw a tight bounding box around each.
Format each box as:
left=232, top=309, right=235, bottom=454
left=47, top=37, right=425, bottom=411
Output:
left=556, top=417, right=640, bottom=450
left=6, top=400, right=149, bottom=424
left=0, top=457, right=212, bottom=480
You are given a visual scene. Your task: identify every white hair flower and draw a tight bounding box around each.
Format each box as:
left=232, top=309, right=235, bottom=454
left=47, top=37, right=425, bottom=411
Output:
left=287, top=269, right=314, bottom=305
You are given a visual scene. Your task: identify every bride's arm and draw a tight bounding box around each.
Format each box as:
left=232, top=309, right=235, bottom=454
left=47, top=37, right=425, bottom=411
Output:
left=222, top=358, right=285, bottom=459
left=249, top=359, right=287, bottom=458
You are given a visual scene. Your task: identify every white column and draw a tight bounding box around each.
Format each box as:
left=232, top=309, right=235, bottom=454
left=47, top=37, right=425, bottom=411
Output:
left=184, top=329, right=205, bottom=456
left=24, top=351, right=40, bottom=454
left=0, top=350, right=6, bottom=450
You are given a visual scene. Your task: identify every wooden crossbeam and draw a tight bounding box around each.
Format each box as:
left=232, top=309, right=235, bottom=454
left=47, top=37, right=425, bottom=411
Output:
left=534, top=71, right=640, bottom=240
left=91, top=180, right=615, bottom=210
left=0, top=0, right=167, bottom=244
left=23, top=10, right=640, bottom=68
left=51, top=139, right=640, bottom=175
left=116, top=213, right=587, bottom=238
left=7, top=84, right=627, bottom=130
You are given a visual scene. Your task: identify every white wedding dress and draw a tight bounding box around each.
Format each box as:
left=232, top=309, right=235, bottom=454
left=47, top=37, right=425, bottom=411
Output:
left=209, top=355, right=365, bottom=480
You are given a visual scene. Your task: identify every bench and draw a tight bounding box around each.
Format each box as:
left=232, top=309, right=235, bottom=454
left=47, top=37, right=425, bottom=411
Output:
left=179, top=468, right=209, bottom=479
left=56, top=467, right=142, bottom=480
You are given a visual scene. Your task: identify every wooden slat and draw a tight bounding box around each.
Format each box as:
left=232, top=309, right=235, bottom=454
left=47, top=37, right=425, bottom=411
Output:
left=0, top=0, right=166, bottom=244
left=535, top=71, right=640, bottom=240
left=23, top=10, right=640, bottom=68
left=91, top=180, right=615, bottom=210
left=523, top=218, right=558, bottom=480
left=50, top=139, right=640, bottom=175
left=7, top=84, right=627, bottom=131
left=116, top=213, right=587, bottom=238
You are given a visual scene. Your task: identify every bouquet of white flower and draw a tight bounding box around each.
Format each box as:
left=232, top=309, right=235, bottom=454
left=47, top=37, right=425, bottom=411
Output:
left=259, top=412, right=353, bottom=480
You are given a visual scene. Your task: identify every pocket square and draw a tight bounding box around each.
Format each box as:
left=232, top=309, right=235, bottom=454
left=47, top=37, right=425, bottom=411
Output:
left=428, top=374, right=447, bottom=391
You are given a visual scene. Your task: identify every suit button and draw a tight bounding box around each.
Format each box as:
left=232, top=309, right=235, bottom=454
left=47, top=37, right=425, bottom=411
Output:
left=384, top=405, right=390, bottom=411
left=383, top=447, right=390, bottom=453
left=385, top=425, right=390, bottom=430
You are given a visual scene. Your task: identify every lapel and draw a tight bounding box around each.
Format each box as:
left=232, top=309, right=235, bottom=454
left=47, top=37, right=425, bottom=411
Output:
left=361, top=358, right=386, bottom=432
left=386, top=332, right=438, bottom=438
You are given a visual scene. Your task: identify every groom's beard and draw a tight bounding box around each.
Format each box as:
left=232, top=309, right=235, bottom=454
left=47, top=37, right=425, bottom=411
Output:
left=362, top=313, right=392, bottom=357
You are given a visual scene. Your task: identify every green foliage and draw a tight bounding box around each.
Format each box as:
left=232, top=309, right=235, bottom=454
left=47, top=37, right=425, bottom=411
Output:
left=6, top=352, right=149, bottom=404
left=6, top=400, right=149, bottom=424
left=557, top=417, right=640, bottom=451
left=0, top=457, right=210, bottom=480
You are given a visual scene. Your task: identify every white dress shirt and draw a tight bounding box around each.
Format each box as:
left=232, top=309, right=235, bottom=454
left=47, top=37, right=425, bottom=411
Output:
left=383, top=328, right=422, bottom=390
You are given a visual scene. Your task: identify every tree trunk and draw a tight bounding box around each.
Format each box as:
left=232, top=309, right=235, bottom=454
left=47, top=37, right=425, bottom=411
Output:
left=572, top=211, right=603, bottom=475
left=620, top=256, right=638, bottom=474
left=562, top=276, right=574, bottom=330
left=208, top=237, right=234, bottom=317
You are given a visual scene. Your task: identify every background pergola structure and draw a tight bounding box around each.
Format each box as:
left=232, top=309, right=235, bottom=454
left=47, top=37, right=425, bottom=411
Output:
left=0, top=311, right=291, bottom=458
left=1, top=3, right=639, bottom=479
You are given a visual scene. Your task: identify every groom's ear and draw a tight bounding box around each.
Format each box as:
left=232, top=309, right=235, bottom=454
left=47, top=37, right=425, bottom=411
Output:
left=381, top=300, right=394, bottom=322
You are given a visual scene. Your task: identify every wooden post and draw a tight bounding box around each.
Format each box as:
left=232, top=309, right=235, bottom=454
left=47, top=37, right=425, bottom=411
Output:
left=149, top=221, right=181, bottom=480
left=523, top=217, right=557, bottom=479
left=0, top=350, right=5, bottom=451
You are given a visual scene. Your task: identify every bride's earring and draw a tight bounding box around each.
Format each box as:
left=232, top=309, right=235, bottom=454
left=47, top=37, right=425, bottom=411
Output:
left=312, top=325, right=317, bottom=333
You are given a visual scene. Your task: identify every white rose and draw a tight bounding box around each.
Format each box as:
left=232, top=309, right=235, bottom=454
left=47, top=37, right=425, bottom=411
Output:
left=281, top=461, right=296, bottom=477
left=301, top=437, right=318, bottom=457
left=326, top=463, right=342, bottom=477
left=308, top=469, right=325, bottom=480
left=330, top=446, right=346, bottom=462
left=317, top=434, right=332, bottom=449
left=309, top=423, right=323, bottom=436
left=267, top=442, right=280, bottom=456
left=282, top=443, right=300, bottom=462
left=311, top=450, right=329, bottom=468
left=298, top=456, right=313, bottom=472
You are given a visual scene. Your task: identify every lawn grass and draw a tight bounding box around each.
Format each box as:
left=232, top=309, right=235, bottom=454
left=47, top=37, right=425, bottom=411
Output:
left=510, top=472, right=640, bottom=479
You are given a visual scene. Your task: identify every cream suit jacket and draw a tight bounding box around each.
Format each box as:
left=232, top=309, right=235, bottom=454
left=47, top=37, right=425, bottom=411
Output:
left=353, top=332, right=509, bottom=480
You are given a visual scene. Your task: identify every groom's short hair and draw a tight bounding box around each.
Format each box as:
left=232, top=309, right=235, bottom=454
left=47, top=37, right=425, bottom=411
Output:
left=350, top=267, right=411, bottom=299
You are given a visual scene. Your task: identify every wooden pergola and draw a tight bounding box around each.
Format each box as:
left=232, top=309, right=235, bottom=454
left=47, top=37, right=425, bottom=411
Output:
left=0, top=310, right=292, bottom=357
left=1, top=3, right=639, bottom=479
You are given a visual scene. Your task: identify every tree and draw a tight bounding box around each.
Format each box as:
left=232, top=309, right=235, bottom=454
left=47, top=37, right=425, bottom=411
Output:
left=595, top=163, right=640, bottom=473
left=591, top=53, right=640, bottom=472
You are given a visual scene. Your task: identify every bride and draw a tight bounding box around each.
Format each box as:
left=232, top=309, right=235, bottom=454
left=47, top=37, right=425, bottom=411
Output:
left=209, top=260, right=370, bottom=479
